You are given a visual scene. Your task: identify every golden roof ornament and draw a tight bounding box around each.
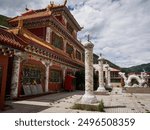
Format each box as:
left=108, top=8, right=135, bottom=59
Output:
left=87, top=34, right=90, bottom=42
left=50, top=1, right=54, bottom=7
left=25, top=5, right=29, bottom=11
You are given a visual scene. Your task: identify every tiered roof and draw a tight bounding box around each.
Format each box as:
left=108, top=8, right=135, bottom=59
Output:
left=9, top=2, right=82, bottom=31
left=0, top=28, right=27, bottom=50
left=1, top=1, right=84, bottom=68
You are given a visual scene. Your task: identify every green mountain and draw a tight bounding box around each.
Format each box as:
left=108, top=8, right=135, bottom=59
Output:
left=93, top=53, right=121, bottom=70
left=122, top=63, right=150, bottom=73
left=0, top=14, right=11, bottom=27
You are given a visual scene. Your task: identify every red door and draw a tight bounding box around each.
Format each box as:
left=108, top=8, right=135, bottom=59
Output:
left=64, top=75, right=75, bottom=91
left=0, top=55, right=8, bottom=110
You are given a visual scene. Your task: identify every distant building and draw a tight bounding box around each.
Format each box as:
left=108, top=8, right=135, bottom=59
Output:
left=93, top=54, right=121, bottom=88
left=108, top=67, right=121, bottom=87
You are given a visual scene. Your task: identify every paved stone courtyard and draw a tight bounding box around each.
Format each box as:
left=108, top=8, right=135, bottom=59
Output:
left=1, top=90, right=150, bottom=113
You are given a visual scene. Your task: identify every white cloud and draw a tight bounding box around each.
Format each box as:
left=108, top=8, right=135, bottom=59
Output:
left=0, top=0, right=150, bottom=67
left=72, top=0, right=150, bottom=67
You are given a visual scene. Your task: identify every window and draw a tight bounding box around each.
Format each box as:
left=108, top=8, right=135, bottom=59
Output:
left=76, top=50, right=81, bottom=60
left=0, top=65, right=2, bottom=93
left=111, top=72, right=119, bottom=77
left=111, top=79, right=121, bottom=83
left=50, top=70, right=61, bottom=83
left=66, top=43, right=74, bottom=56
left=52, top=32, right=63, bottom=50
left=22, top=66, right=44, bottom=85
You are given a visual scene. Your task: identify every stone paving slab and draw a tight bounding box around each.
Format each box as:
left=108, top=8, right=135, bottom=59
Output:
left=1, top=91, right=150, bottom=113
left=104, top=108, right=135, bottom=113
left=14, top=101, right=51, bottom=106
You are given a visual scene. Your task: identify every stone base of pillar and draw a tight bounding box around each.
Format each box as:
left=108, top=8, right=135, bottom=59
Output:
left=97, top=86, right=106, bottom=92
left=11, top=88, right=18, bottom=98
left=80, top=94, right=98, bottom=104
left=106, top=83, right=112, bottom=88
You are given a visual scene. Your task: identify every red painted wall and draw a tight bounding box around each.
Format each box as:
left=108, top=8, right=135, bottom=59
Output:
left=29, top=27, right=46, bottom=40
left=48, top=64, right=63, bottom=92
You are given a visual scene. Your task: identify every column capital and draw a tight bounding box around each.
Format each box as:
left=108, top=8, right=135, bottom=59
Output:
left=84, top=42, right=94, bottom=49
left=42, top=60, right=53, bottom=67
left=14, top=52, right=28, bottom=62
left=61, top=65, right=67, bottom=70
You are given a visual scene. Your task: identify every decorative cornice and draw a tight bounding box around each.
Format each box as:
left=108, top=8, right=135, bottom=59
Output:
left=25, top=45, right=84, bottom=69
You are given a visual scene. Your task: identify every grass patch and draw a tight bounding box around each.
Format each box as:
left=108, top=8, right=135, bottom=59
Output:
left=72, top=100, right=105, bottom=112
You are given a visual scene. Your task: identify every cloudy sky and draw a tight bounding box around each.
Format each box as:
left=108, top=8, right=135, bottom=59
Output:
left=0, top=0, right=150, bottom=67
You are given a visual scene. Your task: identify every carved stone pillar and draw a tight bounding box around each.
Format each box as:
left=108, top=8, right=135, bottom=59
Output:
left=80, top=42, right=97, bottom=104
left=105, top=66, right=108, bottom=86
left=108, top=68, right=111, bottom=86
left=44, top=61, right=52, bottom=92
left=105, top=63, right=111, bottom=87
left=97, top=54, right=106, bottom=92
left=61, top=65, right=67, bottom=82
left=11, top=53, right=22, bottom=98
left=105, top=63, right=109, bottom=87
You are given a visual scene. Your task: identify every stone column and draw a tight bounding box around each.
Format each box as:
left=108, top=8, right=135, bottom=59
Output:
left=105, top=63, right=111, bottom=87
left=107, top=68, right=111, bottom=87
left=105, top=65, right=108, bottom=86
left=80, top=42, right=97, bottom=104
left=11, top=53, right=22, bottom=98
left=97, top=54, right=106, bottom=92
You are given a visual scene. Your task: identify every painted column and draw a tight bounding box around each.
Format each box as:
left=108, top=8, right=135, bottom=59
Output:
left=97, top=54, right=106, bottom=92
left=80, top=42, right=97, bottom=104
left=46, top=27, right=52, bottom=43
left=63, top=67, right=67, bottom=81
left=11, top=52, right=22, bottom=98
left=64, top=40, right=67, bottom=53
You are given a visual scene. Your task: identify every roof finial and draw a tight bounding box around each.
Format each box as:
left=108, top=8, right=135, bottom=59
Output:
left=25, top=5, right=29, bottom=11
left=87, top=34, right=90, bottom=42
left=64, top=0, right=67, bottom=6
left=100, top=53, right=102, bottom=57
left=50, top=1, right=54, bottom=7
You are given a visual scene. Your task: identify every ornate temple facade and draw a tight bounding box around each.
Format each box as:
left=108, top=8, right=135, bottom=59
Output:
left=0, top=2, right=84, bottom=109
